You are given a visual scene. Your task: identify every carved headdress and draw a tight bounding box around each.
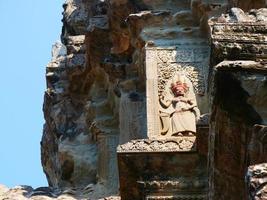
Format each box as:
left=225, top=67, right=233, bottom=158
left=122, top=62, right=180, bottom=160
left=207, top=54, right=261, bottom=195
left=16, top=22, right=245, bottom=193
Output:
left=171, top=74, right=189, bottom=94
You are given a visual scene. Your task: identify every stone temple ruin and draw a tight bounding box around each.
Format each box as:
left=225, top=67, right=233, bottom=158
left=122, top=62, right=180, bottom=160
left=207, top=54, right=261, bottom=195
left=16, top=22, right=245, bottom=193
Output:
left=26, top=0, right=267, bottom=200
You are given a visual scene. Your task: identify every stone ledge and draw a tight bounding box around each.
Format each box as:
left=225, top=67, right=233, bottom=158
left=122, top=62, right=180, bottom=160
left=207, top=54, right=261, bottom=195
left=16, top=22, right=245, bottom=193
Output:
left=215, top=60, right=267, bottom=72
left=146, top=194, right=206, bottom=200
left=117, top=138, right=196, bottom=153
left=137, top=179, right=207, bottom=191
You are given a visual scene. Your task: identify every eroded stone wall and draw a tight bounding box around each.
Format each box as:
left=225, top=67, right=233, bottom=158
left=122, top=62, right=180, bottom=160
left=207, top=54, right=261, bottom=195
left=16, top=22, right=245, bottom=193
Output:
left=41, top=0, right=267, bottom=199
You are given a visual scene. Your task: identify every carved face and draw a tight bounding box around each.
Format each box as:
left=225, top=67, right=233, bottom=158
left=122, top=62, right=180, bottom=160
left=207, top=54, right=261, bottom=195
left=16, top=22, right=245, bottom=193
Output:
left=171, top=82, right=188, bottom=96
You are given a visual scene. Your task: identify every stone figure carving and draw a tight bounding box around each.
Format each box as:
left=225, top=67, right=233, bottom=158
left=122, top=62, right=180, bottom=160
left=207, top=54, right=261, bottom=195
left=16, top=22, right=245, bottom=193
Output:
left=159, top=74, right=200, bottom=137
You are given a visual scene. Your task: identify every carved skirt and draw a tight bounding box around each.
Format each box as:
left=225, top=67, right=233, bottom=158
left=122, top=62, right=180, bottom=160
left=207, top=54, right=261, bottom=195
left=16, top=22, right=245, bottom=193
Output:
left=171, top=111, right=196, bottom=134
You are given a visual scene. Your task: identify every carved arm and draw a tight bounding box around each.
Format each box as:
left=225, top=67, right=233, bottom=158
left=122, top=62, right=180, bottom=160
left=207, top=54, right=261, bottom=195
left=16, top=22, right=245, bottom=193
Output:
left=159, top=95, right=172, bottom=108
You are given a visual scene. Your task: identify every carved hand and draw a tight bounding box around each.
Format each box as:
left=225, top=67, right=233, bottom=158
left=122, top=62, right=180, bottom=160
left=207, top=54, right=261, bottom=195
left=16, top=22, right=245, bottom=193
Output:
left=172, top=97, right=182, bottom=102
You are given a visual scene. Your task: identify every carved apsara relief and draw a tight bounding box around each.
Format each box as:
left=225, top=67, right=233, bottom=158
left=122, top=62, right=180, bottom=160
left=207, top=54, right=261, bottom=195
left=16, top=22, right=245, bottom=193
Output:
left=156, top=48, right=207, bottom=137
left=158, top=73, right=200, bottom=137
left=146, top=46, right=209, bottom=138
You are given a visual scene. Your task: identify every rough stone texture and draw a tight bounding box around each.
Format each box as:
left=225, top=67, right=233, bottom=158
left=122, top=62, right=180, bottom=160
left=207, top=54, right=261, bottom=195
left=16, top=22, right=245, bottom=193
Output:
left=41, top=0, right=213, bottom=197
left=0, top=185, right=74, bottom=200
left=0, top=185, right=121, bottom=200
left=229, top=0, right=266, bottom=12
left=208, top=65, right=267, bottom=199
left=209, top=8, right=267, bottom=67
left=42, top=1, right=118, bottom=198
left=2, top=1, right=267, bottom=200
left=247, top=164, right=267, bottom=200
left=208, top=67, right=263, bottom=200
left=249, top=125, right=267, bottom=165
left=208, top=8, right=267, bottom=200
left=246, top=126, right=267, bottom=199
left=40, top=0, right=267, bottom=200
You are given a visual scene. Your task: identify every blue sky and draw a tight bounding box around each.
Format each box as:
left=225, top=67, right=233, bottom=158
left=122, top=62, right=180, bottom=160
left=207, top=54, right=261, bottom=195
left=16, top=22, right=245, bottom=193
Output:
left=0, top=0, right=64, bottom=188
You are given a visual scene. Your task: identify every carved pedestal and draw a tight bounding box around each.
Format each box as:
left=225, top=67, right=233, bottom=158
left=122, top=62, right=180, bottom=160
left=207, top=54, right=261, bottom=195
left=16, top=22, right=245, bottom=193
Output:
left=117, top=138, right=208, bottom=200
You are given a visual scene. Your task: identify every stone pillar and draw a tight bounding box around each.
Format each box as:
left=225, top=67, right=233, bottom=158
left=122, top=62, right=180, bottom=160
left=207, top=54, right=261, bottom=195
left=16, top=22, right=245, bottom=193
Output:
left=145, top=47, right=160, bottom=139
left=119, top=93, right=146, bottom=144
left=97, top=134, right=119, bottom=193
left=208, top=9, right=267, bottom=199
